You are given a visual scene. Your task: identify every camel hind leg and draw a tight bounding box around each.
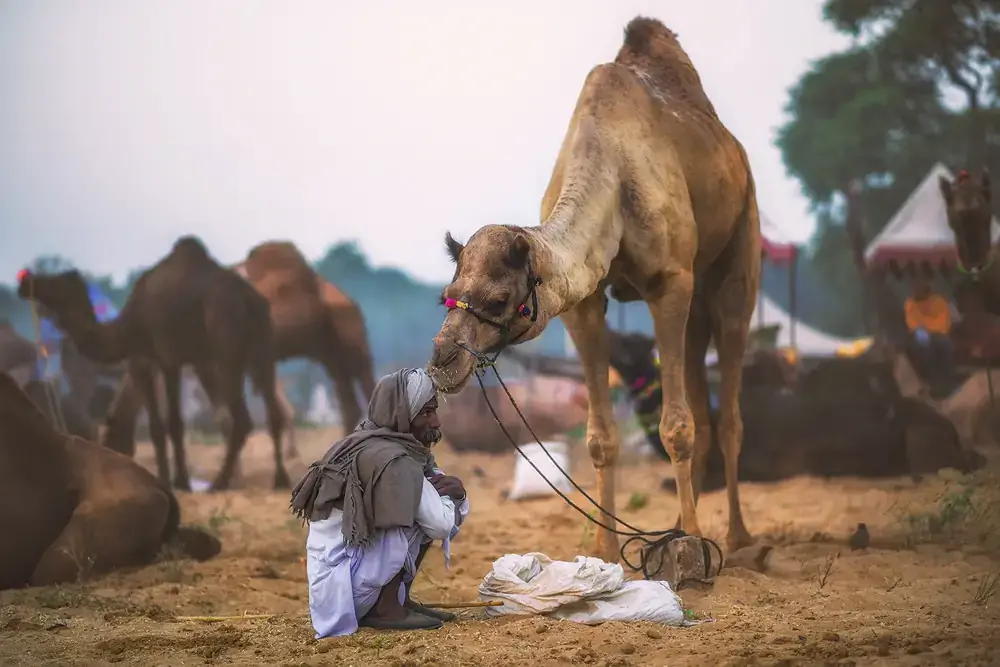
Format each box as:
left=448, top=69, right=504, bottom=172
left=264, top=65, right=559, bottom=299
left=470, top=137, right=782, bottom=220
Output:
left=323, top=358, right=363, bottom=433
left=561, top=290, right=621, bottom=563
left=707, top=233, right=758, bottom=552
left=208, top=367, right=255, bottom=492
left=130, top=361, right=172, bottom=487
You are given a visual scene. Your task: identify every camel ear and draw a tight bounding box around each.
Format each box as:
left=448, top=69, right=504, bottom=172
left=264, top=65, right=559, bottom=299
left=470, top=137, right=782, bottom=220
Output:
left=939, top=176, right=953, bottom=205
left=444, top=232, right=464, bottom=263
left=507, top=233, right=530, bottom=269
left=982, top=169, right=991, bottom=203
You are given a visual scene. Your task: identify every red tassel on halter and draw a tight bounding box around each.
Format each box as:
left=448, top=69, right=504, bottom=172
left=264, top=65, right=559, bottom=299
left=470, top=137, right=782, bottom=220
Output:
left=958, top=169, right=970, bottom=182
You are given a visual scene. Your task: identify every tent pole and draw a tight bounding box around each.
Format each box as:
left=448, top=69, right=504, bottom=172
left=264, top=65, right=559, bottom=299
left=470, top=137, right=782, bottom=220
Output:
left=789, top=250, right=798, bottom=350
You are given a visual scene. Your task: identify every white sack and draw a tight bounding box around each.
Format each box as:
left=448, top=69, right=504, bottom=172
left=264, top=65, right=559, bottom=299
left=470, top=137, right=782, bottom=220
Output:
left=508, top=441, right=572, bottom=501
left=478, top=552, right=687, bottom=626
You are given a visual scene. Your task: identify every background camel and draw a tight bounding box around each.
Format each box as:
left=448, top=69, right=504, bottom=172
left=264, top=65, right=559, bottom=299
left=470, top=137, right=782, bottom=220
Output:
left=428, top=16, right=760, bottom=561
left=606, top=330, right=984, bottom=492
left=0, top=372, right=220, bottom=590
left=940, top=169, right=995, bottom=296
left=17, top=237, right=290, bottom=492
left=235, top=241, right=376, bottom=432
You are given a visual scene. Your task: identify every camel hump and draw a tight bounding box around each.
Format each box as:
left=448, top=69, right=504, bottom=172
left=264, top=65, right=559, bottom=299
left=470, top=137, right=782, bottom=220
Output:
left=171, top=236, right=212, bottom=262
left=244, top=242, right=319, bottom=294
left=615, top=16, right=717, bottom=117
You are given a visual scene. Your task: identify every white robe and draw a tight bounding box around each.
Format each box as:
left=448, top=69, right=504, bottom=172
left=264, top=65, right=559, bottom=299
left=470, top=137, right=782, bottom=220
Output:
left=305, top=467, right=471, bottom=637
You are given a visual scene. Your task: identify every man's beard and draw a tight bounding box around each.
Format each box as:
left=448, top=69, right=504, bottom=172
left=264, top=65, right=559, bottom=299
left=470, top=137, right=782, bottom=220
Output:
left=419, top=429, right=442, bottom=446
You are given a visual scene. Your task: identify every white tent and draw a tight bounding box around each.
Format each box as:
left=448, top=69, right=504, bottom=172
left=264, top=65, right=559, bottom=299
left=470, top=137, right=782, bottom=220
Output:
left=865, top=162, right=1000, bottom=269
left=749, top=293, right=852, bottom=356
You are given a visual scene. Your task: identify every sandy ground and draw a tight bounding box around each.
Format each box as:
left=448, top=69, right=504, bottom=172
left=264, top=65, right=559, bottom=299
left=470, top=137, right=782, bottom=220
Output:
left=3, top=425, right=1000, bottom=667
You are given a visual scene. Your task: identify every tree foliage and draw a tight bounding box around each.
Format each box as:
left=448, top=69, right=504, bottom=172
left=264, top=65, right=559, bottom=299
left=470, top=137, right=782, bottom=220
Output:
left=778, top=0, right=1000, bottom=335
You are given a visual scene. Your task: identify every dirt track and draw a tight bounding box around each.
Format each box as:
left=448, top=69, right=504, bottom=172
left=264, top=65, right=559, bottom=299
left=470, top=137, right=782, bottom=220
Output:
left=2, top=426, right=1000, bottom=666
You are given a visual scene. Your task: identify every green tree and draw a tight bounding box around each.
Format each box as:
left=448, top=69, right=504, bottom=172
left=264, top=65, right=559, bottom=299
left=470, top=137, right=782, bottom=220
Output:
left=777, top=0, right=1000, bottom=335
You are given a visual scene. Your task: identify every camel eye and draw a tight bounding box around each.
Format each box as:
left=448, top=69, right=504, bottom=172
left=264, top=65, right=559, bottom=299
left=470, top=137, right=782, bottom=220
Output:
left=485, top=298, right=507, bottom=315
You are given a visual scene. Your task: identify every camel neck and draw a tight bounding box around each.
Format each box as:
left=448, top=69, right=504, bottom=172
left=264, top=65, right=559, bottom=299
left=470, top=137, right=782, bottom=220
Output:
left=526, top=195, right=620, bottom=315
left=58, top=301, right=131, bottom=365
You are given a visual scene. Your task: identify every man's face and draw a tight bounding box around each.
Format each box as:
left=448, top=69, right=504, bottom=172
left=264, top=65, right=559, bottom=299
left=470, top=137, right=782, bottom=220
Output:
left=410, top=396, right=443, bottom=446
left=912, top=279, right=931, bottom=300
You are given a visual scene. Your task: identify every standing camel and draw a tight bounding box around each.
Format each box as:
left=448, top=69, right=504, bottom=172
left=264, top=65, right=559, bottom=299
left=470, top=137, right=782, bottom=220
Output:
left=235, top=241, right=376, bottom=432
left=17, top=236, right=290, bottom=491
left=427, top=17, right=760, bottom=561
left=940, top=169, right=999, bottom=311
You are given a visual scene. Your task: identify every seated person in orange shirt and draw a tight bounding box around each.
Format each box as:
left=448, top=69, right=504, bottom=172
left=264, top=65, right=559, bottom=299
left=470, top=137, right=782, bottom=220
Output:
left=951, top=282, right=1000, bottom=363
left=904, top=278, right=955, bottom=387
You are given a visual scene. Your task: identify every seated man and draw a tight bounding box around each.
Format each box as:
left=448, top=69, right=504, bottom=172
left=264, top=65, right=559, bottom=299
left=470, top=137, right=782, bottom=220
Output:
left=904, top=277, right=955, bottom=390
left=292, top=368, right=469, bottom=636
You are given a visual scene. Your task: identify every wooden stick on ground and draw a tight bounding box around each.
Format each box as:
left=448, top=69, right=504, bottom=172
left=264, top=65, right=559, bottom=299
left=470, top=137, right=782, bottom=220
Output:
left=175, top=614, right=274, bottom=622
left=421, top=600, right=504, bottom=609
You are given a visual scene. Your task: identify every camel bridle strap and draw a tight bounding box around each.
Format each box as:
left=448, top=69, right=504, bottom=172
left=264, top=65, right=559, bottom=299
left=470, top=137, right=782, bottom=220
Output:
left=444, top=263, right=542, bottom=367
left=466, top=360, right=724, bottom=582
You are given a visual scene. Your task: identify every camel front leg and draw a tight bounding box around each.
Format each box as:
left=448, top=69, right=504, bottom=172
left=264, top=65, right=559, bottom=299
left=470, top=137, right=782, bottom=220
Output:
left=30, top=488, right=172, bottom=586
left=645, top=268, right=700, bottom=538
left=130, top=361, right=171, bottom=487
left=162, top=368, right=191, bottom=492
left=561, top=291, right=621, bottom=563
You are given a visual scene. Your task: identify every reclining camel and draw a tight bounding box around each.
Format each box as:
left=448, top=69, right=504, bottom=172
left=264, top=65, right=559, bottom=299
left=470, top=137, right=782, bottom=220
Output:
left=0, top=372, right=220, bottom=590
left=606, top=331, right=985, bottom=491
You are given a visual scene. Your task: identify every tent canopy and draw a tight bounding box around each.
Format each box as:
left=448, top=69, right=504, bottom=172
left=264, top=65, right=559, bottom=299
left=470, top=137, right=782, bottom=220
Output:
left=760, top=210, right=798, bottom=265
left=864, top=162, right=1000, bottom=270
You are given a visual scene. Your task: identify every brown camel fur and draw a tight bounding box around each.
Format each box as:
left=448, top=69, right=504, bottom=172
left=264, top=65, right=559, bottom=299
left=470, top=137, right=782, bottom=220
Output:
left=16, top=236, right=290, bottom=492
left=0, top=372, right=220, bottom=590
left=940, top=169, right=999, bottom=312
left=428, top=17, right=760, bottom=560
left=235, top=241, right=376, bottom=432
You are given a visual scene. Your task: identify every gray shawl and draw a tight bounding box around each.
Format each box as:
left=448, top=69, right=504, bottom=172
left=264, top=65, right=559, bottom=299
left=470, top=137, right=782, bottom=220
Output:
left=289, top=368, right=438, bottom=547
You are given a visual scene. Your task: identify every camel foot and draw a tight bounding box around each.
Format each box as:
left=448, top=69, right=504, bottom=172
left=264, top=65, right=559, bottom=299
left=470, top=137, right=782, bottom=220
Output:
left=671, top=513, right=703, bottom=538
left=173, top=477, right=192, bottom=493
left=725, top=544, right=773, bottom=573
left=169, top=527, right=223, bottom=561
left=273, top=470, right=292, bottom=490
left=727, top=527, right=755, bottom=553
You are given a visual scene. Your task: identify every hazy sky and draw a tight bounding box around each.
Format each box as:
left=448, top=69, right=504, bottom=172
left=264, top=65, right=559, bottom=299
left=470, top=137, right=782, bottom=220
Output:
left=0, top=1, right=851, bottom=285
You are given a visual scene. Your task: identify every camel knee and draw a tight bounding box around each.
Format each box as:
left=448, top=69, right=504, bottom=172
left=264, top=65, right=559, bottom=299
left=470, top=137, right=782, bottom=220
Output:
left=717, top=411, right=743, bottom=456
left=660, top=405, right=694, bottom=461
left=587, top=433, right=618, bottom=468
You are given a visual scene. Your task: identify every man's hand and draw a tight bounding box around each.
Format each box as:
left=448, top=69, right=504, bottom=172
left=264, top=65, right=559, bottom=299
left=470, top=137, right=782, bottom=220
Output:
left=428, top=474, right=466, bottom=502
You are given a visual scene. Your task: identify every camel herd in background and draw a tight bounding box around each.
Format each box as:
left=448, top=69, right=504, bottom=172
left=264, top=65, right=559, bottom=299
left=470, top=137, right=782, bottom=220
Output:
left=2, top=15, right=998, bottom=591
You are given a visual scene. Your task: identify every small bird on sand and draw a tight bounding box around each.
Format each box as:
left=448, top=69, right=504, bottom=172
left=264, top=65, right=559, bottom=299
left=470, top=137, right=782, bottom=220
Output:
left=849, top=523, right=870, bottom=550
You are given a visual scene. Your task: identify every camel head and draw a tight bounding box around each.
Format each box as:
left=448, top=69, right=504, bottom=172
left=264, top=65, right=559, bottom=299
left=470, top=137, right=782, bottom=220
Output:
left=16, top=269, right=93, bottom=328
left=428, top=225, right=550, bottom=394
left=940, top=168, right=993, bottom=275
